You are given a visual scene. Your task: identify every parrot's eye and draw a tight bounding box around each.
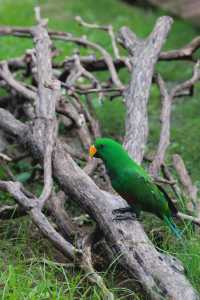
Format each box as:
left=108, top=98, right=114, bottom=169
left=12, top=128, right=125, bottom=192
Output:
left=99, top=144, right=105, bottom=149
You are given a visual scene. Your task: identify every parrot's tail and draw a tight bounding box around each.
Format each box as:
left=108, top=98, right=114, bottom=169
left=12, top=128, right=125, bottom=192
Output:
left=163, top=215, right=182, bottom=239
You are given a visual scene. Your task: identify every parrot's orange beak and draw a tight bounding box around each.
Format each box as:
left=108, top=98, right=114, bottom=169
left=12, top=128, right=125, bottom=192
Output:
left=89, top=145, right=97, bottom=158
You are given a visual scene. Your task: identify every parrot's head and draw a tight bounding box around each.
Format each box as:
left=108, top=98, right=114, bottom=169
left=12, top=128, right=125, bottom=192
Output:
left=89, top=138, right=124, bottom=161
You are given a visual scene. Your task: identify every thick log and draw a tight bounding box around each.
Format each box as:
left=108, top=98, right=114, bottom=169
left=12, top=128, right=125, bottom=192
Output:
left=121, top=16, right=173, bottom=163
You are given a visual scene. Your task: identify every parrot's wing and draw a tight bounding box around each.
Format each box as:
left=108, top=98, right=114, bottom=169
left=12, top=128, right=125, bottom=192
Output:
left=123, top=167, right=160, bottom=199
left=155, top=182, right=178, bottom=216
left=123, top=168, right=178, bottom=216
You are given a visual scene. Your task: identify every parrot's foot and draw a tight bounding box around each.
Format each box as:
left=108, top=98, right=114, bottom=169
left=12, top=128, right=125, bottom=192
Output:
left=112, top=207, right=139, bottom=221
left=112, top=207, right=137, bottom=221
left=112, top=213, right=136, bottom=221
left=112, top=207, right=133, bottom=215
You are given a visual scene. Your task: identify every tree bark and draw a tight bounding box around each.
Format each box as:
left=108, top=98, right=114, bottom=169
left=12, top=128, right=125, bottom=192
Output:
left=121, top=17, right=173, bottom=163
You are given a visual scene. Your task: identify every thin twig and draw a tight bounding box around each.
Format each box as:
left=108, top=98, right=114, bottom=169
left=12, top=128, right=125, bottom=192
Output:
left=171, top=60, right=200, bottom=97
left=0, top=152, right=12, bottom=162
left=0, top=62, right=36, bottom=101
left=1, top=24, right=200, bottom=62
left=160, top=36, right=200, bottom=61
left=75, top=15, right=120, bottom=60
left=51, top=34, right=124, bottom=89
left=65, top=53, right=104, bottom=102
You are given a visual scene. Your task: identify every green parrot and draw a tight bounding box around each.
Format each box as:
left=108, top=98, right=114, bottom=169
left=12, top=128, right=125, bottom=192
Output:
left=89, top=138, right=181, bottom=238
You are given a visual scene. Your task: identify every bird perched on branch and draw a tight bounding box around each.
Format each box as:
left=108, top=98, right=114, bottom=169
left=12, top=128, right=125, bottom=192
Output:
left=89, top=138, right=181, bottom=238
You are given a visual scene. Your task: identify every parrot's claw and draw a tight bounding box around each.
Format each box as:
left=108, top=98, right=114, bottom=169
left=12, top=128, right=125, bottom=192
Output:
left=112, top=213, right=136, bottom=222
left=112, top=207, right=133, bottom=215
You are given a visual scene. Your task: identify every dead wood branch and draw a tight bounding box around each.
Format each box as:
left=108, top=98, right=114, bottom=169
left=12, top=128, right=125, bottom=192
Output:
left=0, top=181, right=79, bottom=259
left=121, top=16, right=173, bottom=163
left=49, top=35, right=124, bottom=90
left=160, top=36, right=200, bottom=61
left=57, top=96, right=92, bottom=150
left=1, top=25, right=200, bottom=64
left=0, top=25, right=122, bottom=87
left=0, top=61, right=36, bottom=101
left=31, top=11, right=60, bottom=209
left=150, top=60, right=200, bottom=177
left=171, top=60, right=200, bottom=97
left=68, top=53, right=104, bottom=102
left=0, top=152, right=12, bottom=161
left=161, top=164, right=184, bottom=199
left=173, top=154, right=197, bottom=211
left=30, top=207, right=80, bottom=260
left=177, top=212, right=200, bottom=227
left=58, top=56, right=126, bottom=81
left=75, top=15, right=120, bottom=60
left=149, top=74, right=172, bottom=177
left=46, top=192, right=77, bottom=242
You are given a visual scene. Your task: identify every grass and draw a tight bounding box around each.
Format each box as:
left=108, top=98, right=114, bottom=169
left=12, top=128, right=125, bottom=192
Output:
left=1, top=0, right=200, bottom=298
left=0, top=219, right=141, bottom=300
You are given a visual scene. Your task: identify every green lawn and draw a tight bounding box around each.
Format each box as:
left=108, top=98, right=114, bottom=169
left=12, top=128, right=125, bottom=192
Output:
left=1, top=0, right=200, bottom=298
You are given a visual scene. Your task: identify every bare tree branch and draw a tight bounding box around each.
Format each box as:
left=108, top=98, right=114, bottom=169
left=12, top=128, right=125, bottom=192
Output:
left=150, top=60, right=200, bottom=177
left=1, top=25, right=200, bottom=63
left=0, top=61, right=36, bottom=101
left=57, top=96, right=92, bottom=150
left=160, top=36, right=200, bottom=61
left=75, top=15, right=120, bottom=60
left=149, top=74, right=172, bottom=176
left=30, top=207, right=80, bottom=260
left=31, top=12, right=60, bottom=209
left=65, top=53, right=104, bottom=102
left=172, top=60, right=200, bottom=97
left=173, top=154, right=197, bottom=211
left=46, top=192, right=77, bottom=241
left=0, top=181, right=36, bottom=209
left=0, top=152, right=12, bottom=161
left=121, top=16, right=173, bottom=163
left=51, top=34, right=124, bottom=90
left=177, top=212, right=200, bottom=227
